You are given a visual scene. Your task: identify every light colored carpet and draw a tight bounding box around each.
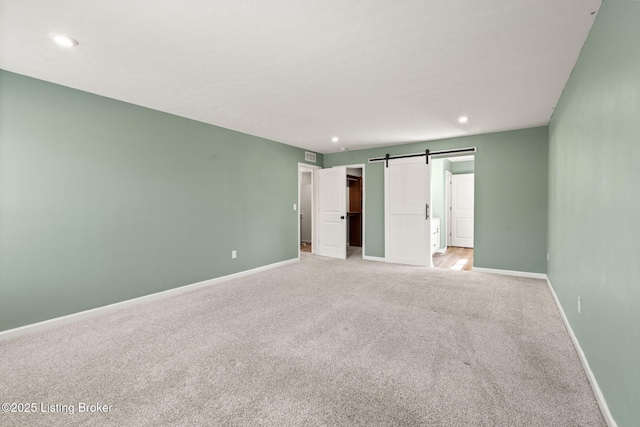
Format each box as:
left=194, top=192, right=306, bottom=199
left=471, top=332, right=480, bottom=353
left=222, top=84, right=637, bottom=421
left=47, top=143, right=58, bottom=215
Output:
left=0, top=253, right=605, bottom=426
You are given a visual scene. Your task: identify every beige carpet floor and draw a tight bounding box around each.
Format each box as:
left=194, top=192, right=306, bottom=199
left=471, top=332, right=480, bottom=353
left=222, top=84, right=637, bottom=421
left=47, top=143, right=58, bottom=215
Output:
left=0, top=253, right=605, bottom=426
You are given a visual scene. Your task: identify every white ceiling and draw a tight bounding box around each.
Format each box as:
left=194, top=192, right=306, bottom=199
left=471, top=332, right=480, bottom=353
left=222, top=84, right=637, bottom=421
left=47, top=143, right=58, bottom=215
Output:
left=0, top=0, right=601, bottom=154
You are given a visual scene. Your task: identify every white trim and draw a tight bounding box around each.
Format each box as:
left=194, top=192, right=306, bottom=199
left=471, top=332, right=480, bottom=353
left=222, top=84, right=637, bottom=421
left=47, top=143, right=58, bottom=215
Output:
left=0, top=258, right=299, bottom=341
left=362, top=255, right=385, bottom=262
left=448, top=155, right=474, bottom=163
left=545, top=277, right=617, bottom=427
left=446, top=169, right=452, bottom=247
left=436, top=247, right=447, bottom=254
left=472, top=267, right=547, bottom=279
left=299, top=163, right=321, bottom=171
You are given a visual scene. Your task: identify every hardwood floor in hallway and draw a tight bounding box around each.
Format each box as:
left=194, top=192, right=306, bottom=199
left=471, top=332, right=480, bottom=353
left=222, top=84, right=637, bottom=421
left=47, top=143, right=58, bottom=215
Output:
left=432, top=247, right=473, bottom=271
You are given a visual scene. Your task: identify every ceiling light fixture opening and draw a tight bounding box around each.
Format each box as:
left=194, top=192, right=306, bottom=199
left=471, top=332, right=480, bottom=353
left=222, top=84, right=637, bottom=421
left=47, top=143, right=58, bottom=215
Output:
left=51, top=34, right=79, bottom=48
left=458, top=116, right=469, bottom=124
left=331, top=136, right=339, bottom=143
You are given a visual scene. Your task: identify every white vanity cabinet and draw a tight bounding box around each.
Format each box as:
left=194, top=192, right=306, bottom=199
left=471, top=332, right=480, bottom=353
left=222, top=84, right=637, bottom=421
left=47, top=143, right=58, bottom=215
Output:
left=431, top=217, right=440, bottom=255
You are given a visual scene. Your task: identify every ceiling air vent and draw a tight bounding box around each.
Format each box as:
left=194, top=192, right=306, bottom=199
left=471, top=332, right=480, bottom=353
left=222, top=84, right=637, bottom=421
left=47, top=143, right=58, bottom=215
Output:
left=305, top=152, right=317, bottom=163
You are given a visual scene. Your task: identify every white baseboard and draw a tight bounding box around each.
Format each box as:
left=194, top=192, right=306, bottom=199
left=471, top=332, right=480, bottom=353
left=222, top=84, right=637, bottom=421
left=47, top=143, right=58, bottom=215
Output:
left=546, top=277, right=617, bottom=427
left=0, top=258, right=299, bottom=341
left=362, top=255, right=385, bottom=262
left=436, top=248, right=447, bottom=254
left=472, top=267, right=547, bottom=279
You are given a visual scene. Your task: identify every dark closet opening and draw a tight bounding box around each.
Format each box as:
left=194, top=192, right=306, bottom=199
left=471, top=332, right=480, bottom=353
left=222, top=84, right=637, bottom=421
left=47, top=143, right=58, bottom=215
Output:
left=347, top=175, right=362, bottom=247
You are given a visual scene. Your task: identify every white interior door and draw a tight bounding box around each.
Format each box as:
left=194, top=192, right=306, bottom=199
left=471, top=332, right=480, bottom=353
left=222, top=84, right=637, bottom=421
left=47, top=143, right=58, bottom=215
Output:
left=385, top=157, right=431, bottom=266
left=451, top=173, right=474, bottom=248
left=318, top=167, right=347, bottom=259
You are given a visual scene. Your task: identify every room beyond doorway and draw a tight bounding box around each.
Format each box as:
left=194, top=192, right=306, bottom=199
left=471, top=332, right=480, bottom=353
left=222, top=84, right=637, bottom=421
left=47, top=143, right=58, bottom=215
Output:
left=432, top=247, right=473, bottom=271
left=298, top=163, right=321, bottom=258
left=430, top=155, right=475, bottom=271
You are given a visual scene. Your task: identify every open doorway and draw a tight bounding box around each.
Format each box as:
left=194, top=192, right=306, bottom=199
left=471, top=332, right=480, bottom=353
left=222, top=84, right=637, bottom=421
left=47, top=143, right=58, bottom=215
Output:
left=298, top=163, right=321, bottom=258
left=346, top=167, right=363, bottom=259
left=430, top=155, right=475, bottom=271
left=300, top=171, right=313, bottom=253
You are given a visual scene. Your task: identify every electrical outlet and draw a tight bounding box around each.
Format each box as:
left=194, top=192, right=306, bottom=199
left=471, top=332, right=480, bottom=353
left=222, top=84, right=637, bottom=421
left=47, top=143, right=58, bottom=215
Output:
left=578, top=296, right=582, bottom=314
left=547, top=252, right=550, bottom=261
left=232, top=250, right=237, bottom=259
left=293, top=203, right=297, bottom=210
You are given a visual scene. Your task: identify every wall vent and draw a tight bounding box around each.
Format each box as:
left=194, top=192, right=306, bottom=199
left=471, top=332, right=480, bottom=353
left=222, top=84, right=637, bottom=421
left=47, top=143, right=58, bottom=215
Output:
left=305, top=152, right=317, bottom=163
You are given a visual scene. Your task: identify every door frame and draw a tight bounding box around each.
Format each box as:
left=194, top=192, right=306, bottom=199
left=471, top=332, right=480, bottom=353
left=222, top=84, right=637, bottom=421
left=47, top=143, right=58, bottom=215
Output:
left=298, top=163, right=321, bottom=259
left=446, top=169, right=453, bottom=247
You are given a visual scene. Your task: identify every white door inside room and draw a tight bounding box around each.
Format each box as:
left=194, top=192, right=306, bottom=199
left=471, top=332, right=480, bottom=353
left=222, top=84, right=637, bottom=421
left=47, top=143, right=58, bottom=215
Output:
left=317, top=167, right=347, bottom=259
left=451, top=173, right=475, bottom=248
left=384, top=157, right=431, bottom=266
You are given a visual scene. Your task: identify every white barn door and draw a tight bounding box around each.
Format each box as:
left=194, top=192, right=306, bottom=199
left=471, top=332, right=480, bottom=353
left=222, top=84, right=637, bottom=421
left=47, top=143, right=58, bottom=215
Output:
left=451, top=173, right=474, bottom=248
left=385, top=157, right=431, bottom=266
left=317, top=167, right=347, bottom=259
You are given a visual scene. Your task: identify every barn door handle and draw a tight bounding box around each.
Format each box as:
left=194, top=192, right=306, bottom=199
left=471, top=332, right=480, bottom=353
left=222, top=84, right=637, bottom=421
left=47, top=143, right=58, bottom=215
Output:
left=426, top=204, right=429, bottom=220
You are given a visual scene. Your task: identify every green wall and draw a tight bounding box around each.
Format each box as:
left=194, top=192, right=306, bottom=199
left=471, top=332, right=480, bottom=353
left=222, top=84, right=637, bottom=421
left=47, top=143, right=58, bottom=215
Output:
left=325, top=126, right=548, bottom=273
left=548, top=1, right=640, bottom=425
left=0, top=70, right=321, bottom=332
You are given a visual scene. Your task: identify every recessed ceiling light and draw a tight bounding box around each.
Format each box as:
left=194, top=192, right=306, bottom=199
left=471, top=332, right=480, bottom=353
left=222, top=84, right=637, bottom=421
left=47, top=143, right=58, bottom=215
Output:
left=458, top=116, right=469, bottom=124
left=51, top=34, right=79, bottom=48
left=331, top=136, right=339, bottom=143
